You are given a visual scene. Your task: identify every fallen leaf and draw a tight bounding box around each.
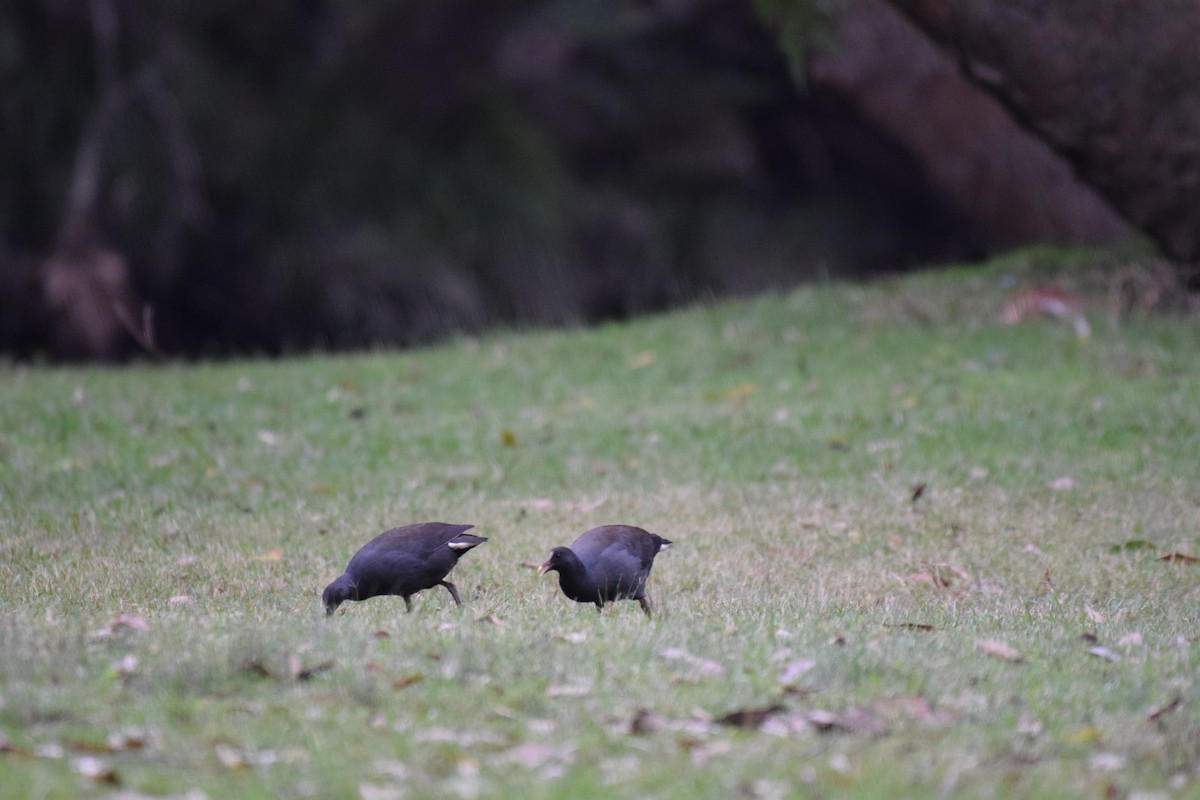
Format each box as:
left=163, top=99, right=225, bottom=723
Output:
left=373, top=630, right=390, bottom=639
left=74, top=756, right=120, bottom=784
left=1147, top=696, right=1182, bottom=722
left=974, top=639, right=1025, bottom=663
left=716, top=704, right=785, bottom=729
left=829, top=707, right=889, bottom=736
left=252, top=549, right=283, bottom=562
left=215, top=743, right=249, bottom=769
left=1088, top=646, right=1120, bottom=663
left=393, top=673, right=425, bottom=691
left=658, top=648, right=725, bottom=679
left=630, top=708, right=667, bottom=735
left=90, top=614, right=149, bottom=639
left=500, top=429, right=518, bottom=448
left=910, top=483, right=927, bottom=503
left=778, top=658, right=816, bottom=686
left=1159, top=552, right=1199, bottom=564
left=243, top=659, right=273, bottom=678
left=294, top=660, right=334, bottom=681
left=1085, top=605, right=1105, bottom=623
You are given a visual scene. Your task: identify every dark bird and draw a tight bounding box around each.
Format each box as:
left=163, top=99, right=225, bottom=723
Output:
left=539, top=524, right=672, bottom=617
left=323, top=522, right=486, bottom=616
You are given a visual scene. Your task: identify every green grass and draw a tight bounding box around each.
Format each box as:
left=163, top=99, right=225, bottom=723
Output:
left=2, top=253, right=1198, bottom=798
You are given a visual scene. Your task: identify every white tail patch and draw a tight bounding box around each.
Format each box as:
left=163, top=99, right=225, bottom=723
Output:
left=658, top=542, right=672, bottom=552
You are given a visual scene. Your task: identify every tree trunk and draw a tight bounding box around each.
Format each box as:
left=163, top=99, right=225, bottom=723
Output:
left=886, top=0, right=1200, bottom=261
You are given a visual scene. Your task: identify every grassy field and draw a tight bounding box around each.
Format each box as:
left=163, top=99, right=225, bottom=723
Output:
left=2, top=251, right=1198, bottom=799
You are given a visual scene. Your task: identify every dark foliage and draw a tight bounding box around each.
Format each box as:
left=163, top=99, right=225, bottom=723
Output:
left=0, top=0, right=979, bottom=360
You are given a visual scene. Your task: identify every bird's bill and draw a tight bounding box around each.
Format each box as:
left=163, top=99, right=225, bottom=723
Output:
left=537, top=559, right=551, bottom=576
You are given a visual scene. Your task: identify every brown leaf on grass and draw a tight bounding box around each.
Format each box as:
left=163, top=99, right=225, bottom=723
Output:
left=910, top=483, right=927, bottom=503
left=804, top=707, right=888, bottom=736
left=90, top=614, right=149, bottom=639
left=658, top=648, right=725, bottom=680
left=74, top=756, right=120, bottom=784
left=887, top=622, right=934, bottom=631
left=975, top=639, right=1025, bottom=663
left=393, top=673, right=424, bottom=691
left=906, top=563, right=971, bottom=589
left=630, top=708, right=668, bottom=735
left=778, top=658, right=816, bottom=687
left=252, top=549, right=284, bottom=562
left=500, top=429, right=518, bottom=448
left=1147, top=696, right=1182, bottom=722
left=67, top=739, right=113, bottom=754
left=716, top=704, right=785, bottom=730
left=293, top=659, right=334, bottom=681
left=1159, top=552, right=1200, bottom=563
left=243, top=658, right=273, bottom=678
left=373, top=630, right=390, bottom=639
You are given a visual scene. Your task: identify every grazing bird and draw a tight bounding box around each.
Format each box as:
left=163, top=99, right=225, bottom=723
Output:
left=539, top=524, right=672, bottom=617
left=323, top=522, right=486, bottom=616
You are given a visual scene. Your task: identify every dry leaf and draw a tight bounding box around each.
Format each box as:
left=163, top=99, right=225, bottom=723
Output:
left=393, top=673, right=424, bottom=691
left=1084, top=605, right=1105, bottom=623
left=373, top=630, right=390, bottom=639
left=1159, top=552, right=1199, bottom=564
left=778, top=658, right=816, bottom=686
left=630, top=708, right=667, bottom=735
left=74, top=756, right=120, bottom=784
left=910, top=483, right=927, bottom=503
left=294, top=660, right=334, bottom=681
left=500, top=429, right=518, bottom=448
left=1088, top=646, right=1119, bottom=662
left=252, top=549, right=284, bottom=562
left=1147, top=696, right=1182, bottom=722
left=716, top=704, right=785, bottom=729
left=888, top=622, right=934, bottom=631
left=975, top=639, right=1025, bottom=663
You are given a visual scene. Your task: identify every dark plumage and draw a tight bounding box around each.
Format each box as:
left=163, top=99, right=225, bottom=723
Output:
left=539, top=524, right=672, bottom=617
left=323, top=522, right=486, bottom=616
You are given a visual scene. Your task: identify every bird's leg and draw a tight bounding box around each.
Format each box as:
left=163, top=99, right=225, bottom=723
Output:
left=638, top=597, right=652, bottom=618
left=403, top=596, right=414, bottom=613
left=439, top=580, right=463, bottom=606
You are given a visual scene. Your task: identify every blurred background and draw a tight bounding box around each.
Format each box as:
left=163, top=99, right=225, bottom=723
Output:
left=0, top=0, right=1140, bottom=361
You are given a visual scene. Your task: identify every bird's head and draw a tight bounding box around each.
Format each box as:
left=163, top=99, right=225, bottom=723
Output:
left=322, top=575, right=356, bottom=616
left=538, top=547, right=571, bottom=576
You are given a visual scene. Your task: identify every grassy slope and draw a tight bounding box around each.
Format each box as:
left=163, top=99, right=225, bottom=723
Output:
left=1, top=253, right=1198, bottom=798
